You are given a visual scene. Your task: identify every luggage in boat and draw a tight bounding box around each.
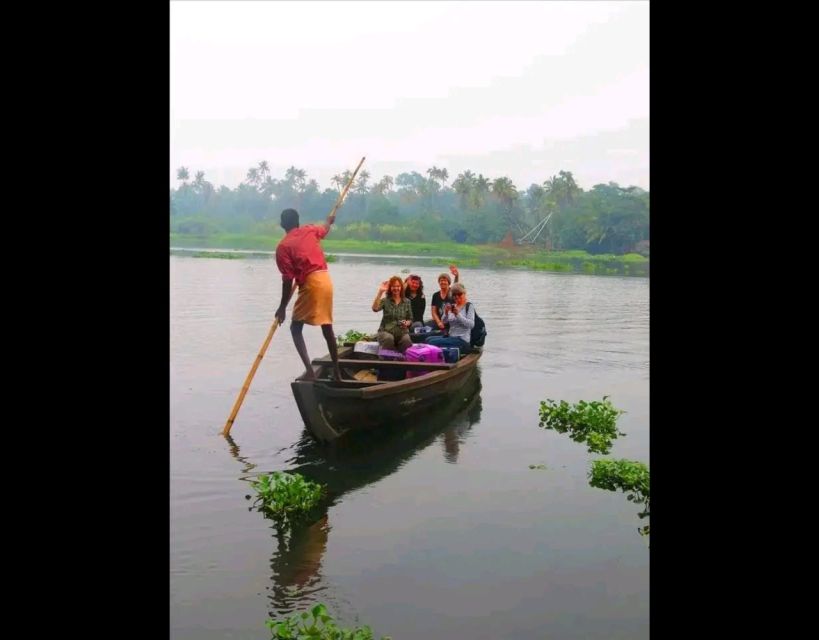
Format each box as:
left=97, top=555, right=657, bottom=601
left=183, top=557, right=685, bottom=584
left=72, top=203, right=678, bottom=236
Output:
left=353, top=341, right=380, bottom=356
left=440, top=347, right=460, bottom=363
left=376, top=348, right=406, bottom=381
left=404, top=344, right=444, bottom=378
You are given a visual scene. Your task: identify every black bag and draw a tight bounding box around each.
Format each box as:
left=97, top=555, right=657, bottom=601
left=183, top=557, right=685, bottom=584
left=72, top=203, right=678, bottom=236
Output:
left=466, top=303, right=487, bottom=347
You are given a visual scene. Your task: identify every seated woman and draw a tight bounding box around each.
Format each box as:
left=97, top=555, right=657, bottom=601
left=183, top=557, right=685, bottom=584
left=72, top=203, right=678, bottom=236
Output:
left=372, top=276, right=413, bottom=353
left=404, top=274, right=426, bottom=329
left=425, top=283, right=474, bottom=355
left=427, top=265, right=460, bottom=331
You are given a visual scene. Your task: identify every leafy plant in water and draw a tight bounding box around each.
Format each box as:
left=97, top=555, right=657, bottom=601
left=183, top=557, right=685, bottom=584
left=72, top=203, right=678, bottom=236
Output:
left=266, top=603, right=391, bottom=640
left=336, top=329, right=375, bottom=346
left=248, top=472, right=326, bottom=526
left=538, top=396, right=625, bottom=454
left=589, top=458, right=650, bottom=536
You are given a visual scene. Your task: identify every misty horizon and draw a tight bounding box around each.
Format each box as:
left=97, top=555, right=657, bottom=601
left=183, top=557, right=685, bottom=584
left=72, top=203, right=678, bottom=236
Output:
left=171, top=1, right=649, bottom=194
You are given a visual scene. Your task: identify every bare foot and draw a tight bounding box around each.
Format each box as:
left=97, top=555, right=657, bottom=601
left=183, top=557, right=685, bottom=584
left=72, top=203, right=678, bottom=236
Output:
left=303, top=369, right=317, bottom=381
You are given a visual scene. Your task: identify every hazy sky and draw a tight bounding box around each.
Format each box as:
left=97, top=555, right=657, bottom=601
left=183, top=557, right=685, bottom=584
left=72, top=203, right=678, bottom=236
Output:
left=171, top=1, right=649, bottom=192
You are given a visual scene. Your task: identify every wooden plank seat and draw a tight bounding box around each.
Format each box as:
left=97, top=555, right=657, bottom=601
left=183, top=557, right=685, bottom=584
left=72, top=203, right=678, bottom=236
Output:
left=310, top=357, right=455, bottom=371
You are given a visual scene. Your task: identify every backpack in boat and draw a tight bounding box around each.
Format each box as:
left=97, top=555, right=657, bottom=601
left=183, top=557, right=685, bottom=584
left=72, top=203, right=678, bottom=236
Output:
left=465, top=302, right=487, bottom=347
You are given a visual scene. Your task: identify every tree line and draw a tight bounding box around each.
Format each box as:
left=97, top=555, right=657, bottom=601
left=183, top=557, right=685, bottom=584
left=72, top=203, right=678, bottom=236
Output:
left=170, top=162, right=649, bottom=255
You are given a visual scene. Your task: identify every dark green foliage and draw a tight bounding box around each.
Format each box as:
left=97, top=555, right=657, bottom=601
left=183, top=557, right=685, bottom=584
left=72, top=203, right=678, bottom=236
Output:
left=336, top=329, right=376, bottom=346
left=538, top=396, right=625, bottom=454
left=589, top=459, right=650, bottom=536
left=249, top=472, right=326, bottom=527
left=266, top=603, right=391, bottom=640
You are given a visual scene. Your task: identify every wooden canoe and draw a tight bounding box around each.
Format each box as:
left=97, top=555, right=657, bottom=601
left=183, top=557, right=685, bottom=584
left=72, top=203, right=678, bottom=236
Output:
left=291, top=345, right=482, bottom=442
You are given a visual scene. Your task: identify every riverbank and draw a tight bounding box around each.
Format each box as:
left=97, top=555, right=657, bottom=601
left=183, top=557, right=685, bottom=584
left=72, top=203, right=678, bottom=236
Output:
left=170, top=234, right=649, bottom=277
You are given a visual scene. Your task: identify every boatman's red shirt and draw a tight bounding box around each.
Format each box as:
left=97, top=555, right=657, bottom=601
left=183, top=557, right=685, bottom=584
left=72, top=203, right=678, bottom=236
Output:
left=275, top=224, right=329, bottom=286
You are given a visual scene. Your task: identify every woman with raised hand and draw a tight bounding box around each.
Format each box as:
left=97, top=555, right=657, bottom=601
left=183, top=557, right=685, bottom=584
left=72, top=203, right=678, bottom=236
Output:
left=428, top=264, right=460, bottom=331
left=372, top=275, right=414, bottom=353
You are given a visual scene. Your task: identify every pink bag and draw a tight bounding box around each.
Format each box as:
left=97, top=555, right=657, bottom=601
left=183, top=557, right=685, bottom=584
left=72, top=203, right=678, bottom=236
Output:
left=404, top=344, right=444, bottom=378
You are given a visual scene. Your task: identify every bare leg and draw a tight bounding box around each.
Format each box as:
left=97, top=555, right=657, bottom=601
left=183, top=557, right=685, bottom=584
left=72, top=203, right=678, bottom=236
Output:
left=321, top=324, right=342, bottom=381
left=290, top=321, right=316, bottom=380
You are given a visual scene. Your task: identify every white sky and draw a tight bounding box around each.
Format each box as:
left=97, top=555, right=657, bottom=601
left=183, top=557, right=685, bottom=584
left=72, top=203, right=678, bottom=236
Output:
left=170, top=1, right=649, bottom=192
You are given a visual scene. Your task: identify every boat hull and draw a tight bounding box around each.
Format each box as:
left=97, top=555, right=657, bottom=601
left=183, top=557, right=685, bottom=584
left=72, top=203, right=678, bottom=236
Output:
left=291, top=350, right=482, bottom=442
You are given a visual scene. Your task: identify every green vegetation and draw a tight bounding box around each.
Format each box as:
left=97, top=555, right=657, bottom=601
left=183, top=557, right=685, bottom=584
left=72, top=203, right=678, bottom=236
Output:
left=535, top=394, right=648, bottom=537
left=170, top=249, right=267, bottom=259
left=430, top=257, right=480, bottom=267
left=189, top=251, right=242, bottom=259
left=266, top=603, right=391, bottom=640
left=497, top=249, right=648, bottom=276
left=170, top=231, right=282, bottom=250
left=538, top=396, right=625, bottom=454
left=248, top=472, right=326, bottom=526
left=322, top=238, right=485, bottom=259
left=336, top=329, right=376, bottom=346
left=170, top=232, right=648, bottom=276
left=170, top=163, right=649, bottom=263
left=589, top=459, right=650, bottom=536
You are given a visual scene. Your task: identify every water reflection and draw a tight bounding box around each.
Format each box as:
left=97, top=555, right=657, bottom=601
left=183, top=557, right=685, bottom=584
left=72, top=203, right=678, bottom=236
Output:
left=224, top=371, right=483, bottom=616
left=441, top=387, right=482, bottom=463
left=287, top=370, right=482, bottom=492
left=223, top=434, right=257, bottom=477
left=267, top=515, right=330, bottom=614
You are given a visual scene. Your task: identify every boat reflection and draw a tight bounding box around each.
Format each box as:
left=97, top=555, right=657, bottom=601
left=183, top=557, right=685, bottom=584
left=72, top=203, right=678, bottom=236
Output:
left=224, top=370, right=483, bottom=616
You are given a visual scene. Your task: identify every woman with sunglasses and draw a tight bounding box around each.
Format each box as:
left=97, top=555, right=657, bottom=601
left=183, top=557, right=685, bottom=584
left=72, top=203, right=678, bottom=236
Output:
left=425, top=283, right=474, bottom=355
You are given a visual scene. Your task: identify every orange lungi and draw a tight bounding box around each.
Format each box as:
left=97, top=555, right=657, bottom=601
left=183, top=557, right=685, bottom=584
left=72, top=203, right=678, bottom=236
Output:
left=292, top=269, right=333, bottom=325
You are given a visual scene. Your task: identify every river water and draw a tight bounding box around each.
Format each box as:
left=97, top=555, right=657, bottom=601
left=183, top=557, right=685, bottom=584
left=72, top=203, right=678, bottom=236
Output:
left=170, top=254, right=649, bottom=639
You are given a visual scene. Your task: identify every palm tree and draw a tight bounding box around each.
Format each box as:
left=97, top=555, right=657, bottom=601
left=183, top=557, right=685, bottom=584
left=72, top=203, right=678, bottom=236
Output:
left=452, top=171, right=475, bottom=210
left=492, top=176, right=523, bottom=235
left=295, top=168, right=307, bottom=191
left=354, top=169, right=370, bottom=195
left=246, top=167, right=260, bottom=188
left=260, top=176, right=277, bottom=198
left=285, top=166, right=307, bottom=192
left=176, top=167, right=190, bottom=185
left=426, top=166, right=441, bottom=189
left=543, top=170, right=580, bottom=210
left=373, top=175, right=394, bottom=195
left=438, top=167, right=449, bottom=188
left=331, top=174, right=345, bottom=193
left=258, top=161, right=270, bottom=183
left=473, top=174, right=491, bottom=209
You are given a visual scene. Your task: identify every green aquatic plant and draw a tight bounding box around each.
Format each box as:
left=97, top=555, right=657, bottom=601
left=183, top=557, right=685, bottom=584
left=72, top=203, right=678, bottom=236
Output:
left=538, top=396, right=625, bottom=454
left=589, top=458, right=650, bottom=536
left=248, top=472, right=326, bottom=525
left=336, top=329, right=375, bottom=346
left=266, top=603, right=391, bottom=640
